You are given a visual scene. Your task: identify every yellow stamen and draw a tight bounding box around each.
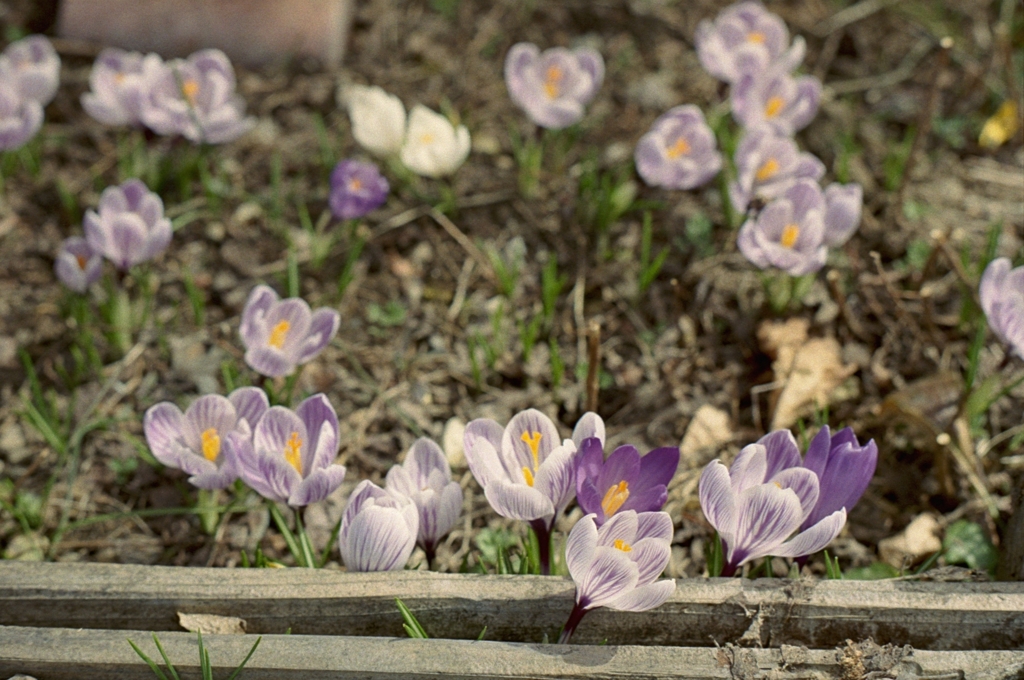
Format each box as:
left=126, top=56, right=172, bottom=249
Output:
left=520, top=431, right=542, bottom=469
left=75, top=254, right=88, bottom=270
left=522, top=466, right=535, bottom=487
left=543, top=65, right=564, bottom=99
left=267, top=320, right=290, bottom=349
left=419, top=133, right=435, bottom=145
left=747, top=31, right=766, bottom=44
left=780, top=224, right=800, bottom=248
left=284, top=431, right=303, bottom=474
left=200, top=428, right=220, bottom=462
left=114, top=72, right=126, bottom=84
left=613, top=538, right=632, bottom=553
left=764, top=96, right=784, bottom=119
left=755, top=158, right=780, bottom=182
left=601, top=480, right=630, bottom=517
left=348, top=178, right=363, bottom=192
left=182, top=79, right=200, bottom=105
left=666, top=137, right=690, bottom=159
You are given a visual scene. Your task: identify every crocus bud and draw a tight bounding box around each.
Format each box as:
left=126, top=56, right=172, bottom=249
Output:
left=82, top=48, right=166, bottom=127
left=0, top=35, right=60, bottom=105
left=399, top=104, right=471, bottom=178
left=385, top=438, right=462, bottom=561
left=83, top=179, right=172, bottom=270
left=238, top=285, right=340, bottom=378
left=737, top=179, right=827, bottom=276
left=980, top=257, right=1024, bottom=358
left=822, top=182, right=863, bottom=248
left=634, top=105, right=722, bottom=190
left=54, top=236, right=103, bottom=293
left=504, top=42, right=604, bottom=130
left=0, top=87, right=42, bottom=151
left=731, top=69, right=821, bottom=136
left=695, top=1, right=805, bottom=84
left=329, top=159, right=389, bottom=220
left=339, top=480, right=419, bottom=572
left=344, top=85, right=406, bottom=158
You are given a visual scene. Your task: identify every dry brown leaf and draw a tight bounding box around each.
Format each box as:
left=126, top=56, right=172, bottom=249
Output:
left=177, top=612, right=247, bottom=635
left=878, top=513, right=941, bottom=569
left=679, top=405, right=732, bottom=468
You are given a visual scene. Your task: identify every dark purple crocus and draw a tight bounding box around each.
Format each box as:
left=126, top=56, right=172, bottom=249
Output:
left=83, top=179, right=172, bottom=271
left=0, top=35, right=60, bottom=106
left=737, top=179, right=827, bottom=276
left=82, top=48, right=166, bottom=127
left=695, top=1, right=806, bottom=85
left=238, top=285, right=340, bottom=378
left=634, top=105, right=722, bottom=191
left=0, top=86, right=42, bottom=151
left=54, top=236, right=103, bottom=293
left=575, top=438, right=679, bottom=526
left=731, top=68, right=821, bottom=136
left=980, top=257, right=1024, bottom=359
left=729, top=125, right=824, bottom=212
left=328, top=159, right=389, bottom=220
left=505, top=43, right=604, bottom=129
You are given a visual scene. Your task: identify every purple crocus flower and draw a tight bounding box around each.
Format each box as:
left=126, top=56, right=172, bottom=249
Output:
left=0, top=35, right=60, bottom=105
left=82, top=48, right=166, bottom=127
left=980, top=257, right=1024, bottom=358
left=54, top=236, right=103, bottom=293
left=575, top=439, right=679, bottom=526
left=143, top=387, right=269, bottom=490
left=822, top=183, right=863, bottom=248
left=83, top=179, right=172, bottom=271
left=729, top=125, right=825, bottom=212
left=634, top=105, right=723, bottom=190
left=695, top=1, right=806, bottom=84
left=505, top=42, right=604, bottom=130
left=0, top=86, right=42, bottom=151
left=140, top=48, right=254, bottom=144
left=385, top=437, right=463, bottom=564
left=731, top=69, right=821, bottom=136
left=328, top=159, right=389, bottom=220
left=464, top=409, right=604, bottom=574
left=698, top=442, right=846, bottom=576
left=559, top=510, right=675, bottom=644
left=339, top=480, right=419, bottom=572
left=238, top=285, right=340, bottom=379
left=224, top=394, right=346, bottom=507
left=737, top=179, right=827, bottom=276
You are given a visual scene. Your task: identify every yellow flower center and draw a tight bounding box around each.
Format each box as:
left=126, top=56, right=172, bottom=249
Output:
left=543, top=65, right=564, bottom=99
left=780, top=223, right=800, bottom=248
left=520, top=430, right=543, bottom=487
left=182, top=79, right=200, bottom=106
left=284, top=431, right=303, bottom=474
left=348, top=178, right=363, bottom=192
left=200, top=428, right=221, bottom=462
left=764, top=96, right=784, bottom=119
left=75, top=254, right=88, bottom=270
left=114, top=72, right=126, bottom=84
left=419, top=133, right=435, bottom=145
left=613, top=539, right=632, bottom=553
left=268, top=320, right=290, bottom=349
left=747, top=31, right=766, bottom=44
left=666, top=137, right=690, bottom=159
left=601, top=480, right=630, bottom=517
left=755, top=158, right=780, bottom=182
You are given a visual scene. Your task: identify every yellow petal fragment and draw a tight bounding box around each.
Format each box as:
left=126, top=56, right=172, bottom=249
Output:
left=613, top=538, right=632, bottom=553
left=268, top=320, right=290, bottom=349
left=756, top=158, right=780, bottom=182
left=764, top=96, right=784, bottom=119
left=284, top=431, right=303, bottom=474
left=780, top=223, right=800, bottom=248
left=666, top=137, right=691, bottom=159
left=601, top=480, right=630, bottom=517
left=978, top=100, right=1019, bottom=149
left=200, top=428, right=221, bottom=462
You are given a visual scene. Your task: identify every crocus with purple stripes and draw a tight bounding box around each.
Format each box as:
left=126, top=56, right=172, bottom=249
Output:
left=0, top=87, right=42, bottom=151
left=634, top=105, right=722, bottom=191
left=54, top=236, right=103, bottom=293
left=339, top=480, right=419, bottom=572
left=238, top=285, right=340, bottom=378
left=729, top=125, right=825, bottom=212
left=980, top=257, right=1024, bottom=359
left=822, top=183, right=863, bottom=248
left=731, top=68, right=821, bottom=136
left=329, top=159, right=389, bottom=220
left=575, top=439, right=679, bottom=526
left=83, top=179, right=172, bottom=271
left=737, top=179, right=827, bottom=276
left=695, top=1, right=806, bottom=85
left=505, top=43, right=604, bottom=130
left=0, top=35, right=60, bottom=105
left=82, top=48, right=166, bottom=127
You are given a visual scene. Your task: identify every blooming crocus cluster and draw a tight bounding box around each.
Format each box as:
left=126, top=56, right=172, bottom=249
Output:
left=81, top=48, right=165, bottom=127
left=980, top=257, right=1024, bottom=359
left=0, top=35, right=59, bottom=151
left=729, top=124, right=824, bottom=212
left=504, top=43, right=604, bottom=130
left=559, top=510, right=675, bottom=644
left=344, top=85, right=471, bottom=178
left=238, top=285, right=340, bottom=378
left=339, top=480, right=419, bottom=572
left=575, top=438, right=679, bottom=526
left=634, top=106, right=722, bottom=191
left=329, top=159, right=389, bottom=220
left=84, top=178, right=173, bottom=271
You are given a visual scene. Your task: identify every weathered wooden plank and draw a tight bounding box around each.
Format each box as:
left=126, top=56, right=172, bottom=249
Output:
left=1, top=562, right=1022, bottom=650
left=0, top=625, right=1021, bottom=680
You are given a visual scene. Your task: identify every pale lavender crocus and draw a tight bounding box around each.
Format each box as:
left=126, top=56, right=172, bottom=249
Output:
left=54, top=236, right=103, bottom=293
left=729, top=125, right=825, bottom=212
left=698, top=442, right=846, bottom=576
left=140, top=48, right=253, bottom=144
left=329, top=159, right=389, bottom=220
left=339, top=480, right=419, bottom=572
left=575, top=438, right=679, bottom=526
left=559, top=510, right=675, bottom=644
left=731, top=69, right=821, bottom=136
left=0, top=86, right=42, bottom=151
left=695, top=1, right=806, bottom=84
left=634, top=105, right=722, bottom=190
left=238, top=285, right=340, bottom=378
left=143, top=387, right=269, bottom=489
left=822, top=183, right=863, bottom=247
left=82, top=48, right=166, bottom=127
left=737, top=179, right=827, bottom=276
left=505, top=43, right=604, bottom=130
left=385, top=438, right=462, bottom=565
left=225, top=394, right=346, bottom=507
left=980, top=257, right=1024, bottom=358
left=0, top=35, right=60, bottom=105
left=464, top=409, right=604, bottom=574
left=83, top=179, right=172, bottom=271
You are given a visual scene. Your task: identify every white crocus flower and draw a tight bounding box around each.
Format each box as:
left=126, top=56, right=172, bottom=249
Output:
left=345, top=85, right=406, bottom=158
left=399, top=104, right=471, bottom=178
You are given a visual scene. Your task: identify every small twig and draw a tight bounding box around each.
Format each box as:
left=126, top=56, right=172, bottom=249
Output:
left=826, top=269, right=870, bottom=341
left=897, top=37, right=953, bottom=201
left=428, top=208, right=495, bottom=283
left=812, top=0, right=903, bottom=37
left=447, top=258, right=475, bottom=322
left=585, top=320, right=601, bottom=414
left=827, top=36, right=933, bottom=95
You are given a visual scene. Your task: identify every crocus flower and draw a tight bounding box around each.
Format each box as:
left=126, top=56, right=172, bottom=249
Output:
left=54, top=236, right=103, bottom=293
left=695, top=1, right=806, bottom=85
left=575, top=439, right=679, bottom=526
left=83, top=178, right=172, bottom=271
left=0, top=87, right=42, bottom=151
left=143, top=387, right=269, bottom=489
left=238, top=285, right=340, bottom=378
left=698, top=442, right=846, bottom=576
left=82, top=48, right=166, bottom=127
left=731, top=69, right=821, bottom=136
left=980, top=257, right=1024, bottom=358
left=141, top=48, right=253, bottom=144
left=729, top=125, right=825, bottom=212
left=822, top=183, right=863, bottom=248
left=399, top=104, right=471, bottom=178
left=559, top=510, right=675, bottom=644
left=464, top=409, right=604, bottom=574
left=385, top=438, right=462, bottom=564
left=339, top=480, right=419, bottom=572
left=504, top=43, right=604, bottom=130
left=344, top=85, right=406, bottom=158
left=225, top=394, right=346, bottom=507
left=328, top=159, right=389, bottom=220
left=0, top=35, right=60, bottom=105
left=737, top=179, right=827, bottom=276
left=634, top=105, right=722, bottom=191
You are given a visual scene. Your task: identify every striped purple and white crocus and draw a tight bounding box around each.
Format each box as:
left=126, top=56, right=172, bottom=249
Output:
left=695, top=1, right=806, bottom=85
left=54, top=236, right=103, bottom=293
left=736, top=178, right=828, bottom=276
left=575, top=439, right=679, bottom=527
left=385, top=437, right=463, bottom=565
left=142, top=387, right=269, bottom=489
left=634, top=105, right=722, bottom=191
left=980, top=257, right=1024, bottom=359
left=238, top=285, right=340, bottom=379
left=504, top=43, right=604, bottom=130
left=0, top=34, right=61, bottom=106
left=82, top=48, right=166, bottom=127
left=83, top=179, right=172, bottom=271
left=339, top=480, right=419, bottom=572
left=559, top=510, right=675, bottom=644
left=731, top=67, right=821, bottom=137
left=463, top=409, right=604, bottom=574
left=729, top=125, right=825, bottom=213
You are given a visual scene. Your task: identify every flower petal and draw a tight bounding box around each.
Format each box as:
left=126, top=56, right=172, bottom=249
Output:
left=604, top=579, right=675, bottom=613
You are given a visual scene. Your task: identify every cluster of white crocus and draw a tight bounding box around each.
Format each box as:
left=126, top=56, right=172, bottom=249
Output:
left=343, top=85, right=471, bottom=178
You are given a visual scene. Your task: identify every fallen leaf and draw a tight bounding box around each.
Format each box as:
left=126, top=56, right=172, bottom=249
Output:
left=878, top=513, right=941, bottom=569
left=978, top=100, right=1019, bottom=149
left=679, top=404, right=732, bottom=467
left=177, top=612, right=247, bottom=635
